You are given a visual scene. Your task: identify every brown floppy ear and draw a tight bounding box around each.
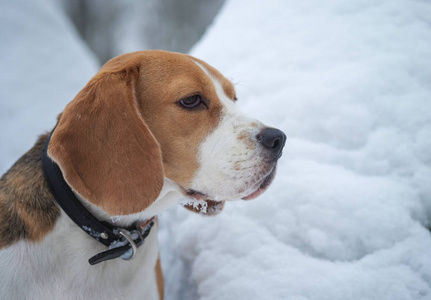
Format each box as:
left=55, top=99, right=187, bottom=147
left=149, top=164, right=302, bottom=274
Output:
left=48, top=62, right=164, bottom=216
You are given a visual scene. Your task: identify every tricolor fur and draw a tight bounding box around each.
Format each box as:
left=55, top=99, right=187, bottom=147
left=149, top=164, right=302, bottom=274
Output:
left=0, top=50, right=285, bottom=299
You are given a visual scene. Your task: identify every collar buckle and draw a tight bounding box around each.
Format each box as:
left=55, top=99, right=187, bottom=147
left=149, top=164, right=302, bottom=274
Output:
left=118, top=229, right=137, bottom=260
left=42, top=130, right=156, bottom=266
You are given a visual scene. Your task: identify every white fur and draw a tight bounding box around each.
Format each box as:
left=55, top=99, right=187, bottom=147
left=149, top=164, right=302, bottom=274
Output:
left=190, top=61, right=273, bottom=201
left=79, top=178, right=182, bottom=227
left=0, top=180, right=181, bottom=300
left=0, top=62, right=276, bottom=299
left=0, top=216, right=160, bottom=299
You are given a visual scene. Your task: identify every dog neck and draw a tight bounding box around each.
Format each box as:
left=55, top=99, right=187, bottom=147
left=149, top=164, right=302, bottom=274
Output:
left=74, top=178, right=182, bottom=228
left=41, top=130, right=184, bottom=264
left=0, top=133, right=169, bottom=298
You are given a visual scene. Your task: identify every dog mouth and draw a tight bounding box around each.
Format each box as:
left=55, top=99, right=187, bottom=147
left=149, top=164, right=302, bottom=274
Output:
left=241, top=166, right=276, bottom=200
left=181, top=197, right=225, bottom=215
left=181, top=166, right=277, bottom=214
left=181, top=190, right=225, bottom=215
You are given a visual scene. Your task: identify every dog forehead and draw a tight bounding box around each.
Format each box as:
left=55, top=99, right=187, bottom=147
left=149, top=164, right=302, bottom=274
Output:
left=130, top=51, right=235, bottom=102
left=189, top=57, right=236, bottom=101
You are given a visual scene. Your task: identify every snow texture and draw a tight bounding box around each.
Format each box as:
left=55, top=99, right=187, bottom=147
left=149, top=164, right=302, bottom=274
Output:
left=157, top=1, right=431, bottom=299
left=0, top=0, right=98, bottom=174
left=1, top=0, right=431, bottom=299
left=180, top=198, right=209, bottom=214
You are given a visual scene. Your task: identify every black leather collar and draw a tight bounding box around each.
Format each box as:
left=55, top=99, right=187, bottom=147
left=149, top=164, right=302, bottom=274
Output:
left=42, top=130, right=154, bottom=265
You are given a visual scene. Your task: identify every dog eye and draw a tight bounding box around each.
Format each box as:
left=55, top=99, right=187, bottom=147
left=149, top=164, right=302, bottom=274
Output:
left=179, top=95, right=203, bottom=109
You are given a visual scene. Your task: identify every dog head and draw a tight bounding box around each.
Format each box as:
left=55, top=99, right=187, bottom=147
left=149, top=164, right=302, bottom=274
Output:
left=48, top=50, right=286, bottom=216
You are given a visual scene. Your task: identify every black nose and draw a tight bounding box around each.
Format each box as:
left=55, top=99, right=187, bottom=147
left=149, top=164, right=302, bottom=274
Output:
left=257, top=127, right=287, bottom=159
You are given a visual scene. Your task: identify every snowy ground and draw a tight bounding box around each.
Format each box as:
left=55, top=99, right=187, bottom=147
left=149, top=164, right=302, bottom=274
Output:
left=1, top=0, right=431, bottom=299
left=158, top=1, right=431, bottom=299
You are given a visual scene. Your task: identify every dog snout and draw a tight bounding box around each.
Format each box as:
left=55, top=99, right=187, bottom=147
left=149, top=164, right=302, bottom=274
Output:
left=256, top=127, right=286, bottom=159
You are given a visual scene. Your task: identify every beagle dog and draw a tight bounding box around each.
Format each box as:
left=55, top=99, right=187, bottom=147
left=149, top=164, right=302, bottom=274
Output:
left=0, top=50, right=286, bottom=299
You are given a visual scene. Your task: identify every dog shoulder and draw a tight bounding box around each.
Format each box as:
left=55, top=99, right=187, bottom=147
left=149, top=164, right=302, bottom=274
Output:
left=0, top=133, right=60, bottom=249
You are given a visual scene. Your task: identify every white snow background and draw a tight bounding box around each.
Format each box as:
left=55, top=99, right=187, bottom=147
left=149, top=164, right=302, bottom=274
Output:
left=1, top=0, right=431, bottom=300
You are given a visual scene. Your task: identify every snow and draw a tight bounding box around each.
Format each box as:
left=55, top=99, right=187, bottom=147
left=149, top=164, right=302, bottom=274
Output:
left=180, top=198, right=209, bottom=214
left=1, top=0, right=431, bottom=299
left=0, top=0, right=98, bottom=173
left=157, top=0, right=431, bottom=299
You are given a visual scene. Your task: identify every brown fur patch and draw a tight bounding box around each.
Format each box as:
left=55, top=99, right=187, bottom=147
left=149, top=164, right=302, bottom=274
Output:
left=48, top=60, right=164, bottom=216
left=155, top=255, right=164, bottom=300
left=191, top=57, right=237, bottom=101
left=48, top=50, right=237, bottom=215
left=0, top=134, right=60, bottom=248
left=1, top=51, right=236, bottom=244
left=132, top=51, right=236, bottom=187
left=237, top=130, right=257, bottom=150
